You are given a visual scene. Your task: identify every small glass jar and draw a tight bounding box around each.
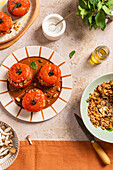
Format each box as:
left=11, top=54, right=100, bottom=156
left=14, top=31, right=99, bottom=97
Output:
left=89, top=46, right=110, bottom=65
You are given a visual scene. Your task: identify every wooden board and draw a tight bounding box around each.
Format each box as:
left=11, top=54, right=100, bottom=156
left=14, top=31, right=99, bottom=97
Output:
left=0, top=0, right=40, bottom=49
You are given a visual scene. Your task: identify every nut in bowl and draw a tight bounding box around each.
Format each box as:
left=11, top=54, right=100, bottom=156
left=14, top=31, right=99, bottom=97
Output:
left=80, top=73, right=113, bottom=143
left=0, top=121, right=19, bottom=170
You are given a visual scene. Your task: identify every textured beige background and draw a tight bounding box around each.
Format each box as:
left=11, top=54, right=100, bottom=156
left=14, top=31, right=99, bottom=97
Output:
left=0, top=0, right=113, bottom=141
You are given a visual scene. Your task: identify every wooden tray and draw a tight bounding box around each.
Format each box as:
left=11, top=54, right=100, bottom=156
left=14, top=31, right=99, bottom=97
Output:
left=0, top=0, right=40, bottom=49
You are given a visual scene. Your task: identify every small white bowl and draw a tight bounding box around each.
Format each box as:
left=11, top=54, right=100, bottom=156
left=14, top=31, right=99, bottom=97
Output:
left=42, top=14, right=66, bottom=41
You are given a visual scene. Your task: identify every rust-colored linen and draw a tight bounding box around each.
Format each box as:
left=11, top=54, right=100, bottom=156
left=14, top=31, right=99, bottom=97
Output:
left=7, top=141, right=113, bottom=170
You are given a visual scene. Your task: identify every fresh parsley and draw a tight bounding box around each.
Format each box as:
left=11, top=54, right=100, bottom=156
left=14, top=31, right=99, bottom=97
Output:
left=106, top=128, right=113, bottom=132
left=30, top=61, right=37, bottom=70
left=77, top=0, right=113, bottom=31
left=69, top=50, right=76, bottom=59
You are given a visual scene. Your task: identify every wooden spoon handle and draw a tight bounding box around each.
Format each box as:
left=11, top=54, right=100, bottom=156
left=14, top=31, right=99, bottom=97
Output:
left=92, top=141, right=110, bottom=165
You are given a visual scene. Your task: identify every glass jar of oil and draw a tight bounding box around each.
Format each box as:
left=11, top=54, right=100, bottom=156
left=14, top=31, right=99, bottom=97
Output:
left=89, top=46, right=110, bottom=65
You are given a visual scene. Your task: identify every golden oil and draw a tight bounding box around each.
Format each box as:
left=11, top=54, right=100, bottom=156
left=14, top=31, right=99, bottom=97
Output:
left=89, top=46, right=110, bottom=65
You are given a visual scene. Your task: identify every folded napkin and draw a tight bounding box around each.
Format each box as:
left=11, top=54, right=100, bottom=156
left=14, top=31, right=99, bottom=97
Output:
left=7, top=141, right=113, bottom=170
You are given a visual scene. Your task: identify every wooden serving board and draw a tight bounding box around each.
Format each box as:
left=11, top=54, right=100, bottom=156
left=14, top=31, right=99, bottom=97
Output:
left=0, top=0, right=40, bottom=50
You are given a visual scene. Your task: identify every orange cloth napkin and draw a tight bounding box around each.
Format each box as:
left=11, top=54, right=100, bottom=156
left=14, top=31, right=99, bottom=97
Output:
left=7, top=141, right=113, bottom=170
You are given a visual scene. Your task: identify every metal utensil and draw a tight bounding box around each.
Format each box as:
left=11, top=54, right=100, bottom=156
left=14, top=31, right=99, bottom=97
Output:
left=55, top=11, right=75, bottom=26
left=74, top=114, right=110, bottom=165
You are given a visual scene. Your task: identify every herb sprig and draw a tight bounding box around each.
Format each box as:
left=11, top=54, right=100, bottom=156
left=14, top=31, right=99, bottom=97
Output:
left=30, top=61, right=37, bottom=70
left=77, top=0, right=113, bottom=30
left=69, top=50, right=76, bottom=59
left=106, top=128, right=113, bottom=132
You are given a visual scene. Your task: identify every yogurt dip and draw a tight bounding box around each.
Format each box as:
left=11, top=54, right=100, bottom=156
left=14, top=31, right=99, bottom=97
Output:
left=42, top=14, right=66, bottom=41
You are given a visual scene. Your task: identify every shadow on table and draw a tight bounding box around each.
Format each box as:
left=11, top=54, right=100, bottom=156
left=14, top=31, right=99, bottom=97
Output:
left=60, top=0, right=89, bottom=41
left=34, top=0, right=90, bottom=44
left=33, top=25, right=52, bottom=45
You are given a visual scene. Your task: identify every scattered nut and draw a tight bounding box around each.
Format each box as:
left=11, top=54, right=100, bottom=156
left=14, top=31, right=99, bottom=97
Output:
left=15, top=97, right=20, bottom=102
left=26, top=135, right=32, bottom=145
left=9, top=147, right=16, bottom=154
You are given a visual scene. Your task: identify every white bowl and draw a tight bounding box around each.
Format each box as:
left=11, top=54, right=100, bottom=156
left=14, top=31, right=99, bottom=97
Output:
left=80, top=73, right=113, bottom=143
left=42, top=14, right=66, bottom=41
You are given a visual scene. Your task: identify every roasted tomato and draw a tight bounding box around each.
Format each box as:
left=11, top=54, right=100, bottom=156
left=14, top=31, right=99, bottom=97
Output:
left=0, top=12, right=13, bottom=35
left=7, top=0, right=30, bottom=17
left=22, top=88, right=46, bottom=112
left=8, top=63, right=33, bottom=88
left=38, top=64, right=61, bottom=87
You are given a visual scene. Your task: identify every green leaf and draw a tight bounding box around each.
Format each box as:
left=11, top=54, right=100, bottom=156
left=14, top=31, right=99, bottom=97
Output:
left=48, top=70, right=54, bottom=76
left=16, top=69, right=22, bottom=75
left=77, top=10, right=81, bottom=15
left=88, top=1, right=92, bottom=9
left=102, top=5, right=112, bottom=15
left=106, top=0, right=113, bottom=7
left=15, top=65, right=22, bottom=75
left=31, top=100, right=36, bottom=105
left=97, top=1, right=102, bottom=10
left=93, top=24, right=97, bottom=29
left=81, top=9, right=89, bottom=19
left=93, top=1, right=99, bottom=11
left=89, top=24, right=93, bottom=30
left=38, top=59, right=43, bottom=63
left=78, top=6, right=89, bottom=19
left=88, top=15, right=92, bottom=24
left=106, top=128, right=113, bottom=132
left=83, top=11, right=92, bottom=22
left=30, top=61, right=37, bottom=70
left=83, top=15, right=88, bottom=22
left=88, top=15, right=97, bottom=30
left=95, top=10, right=106, bottom=30
left=79, top=0, right=88, bottom=9
left=69, top=51, right=76, bottom=59
left=89, top=0, right=98, bottom=5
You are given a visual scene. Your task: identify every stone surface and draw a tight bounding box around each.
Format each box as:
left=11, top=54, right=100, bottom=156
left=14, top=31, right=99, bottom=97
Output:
left=0, top=0, right=113, bottom=141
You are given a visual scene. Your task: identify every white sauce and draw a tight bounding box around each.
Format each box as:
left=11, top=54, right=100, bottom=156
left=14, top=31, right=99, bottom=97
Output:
left=44, top=18, right=63, bottom=34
